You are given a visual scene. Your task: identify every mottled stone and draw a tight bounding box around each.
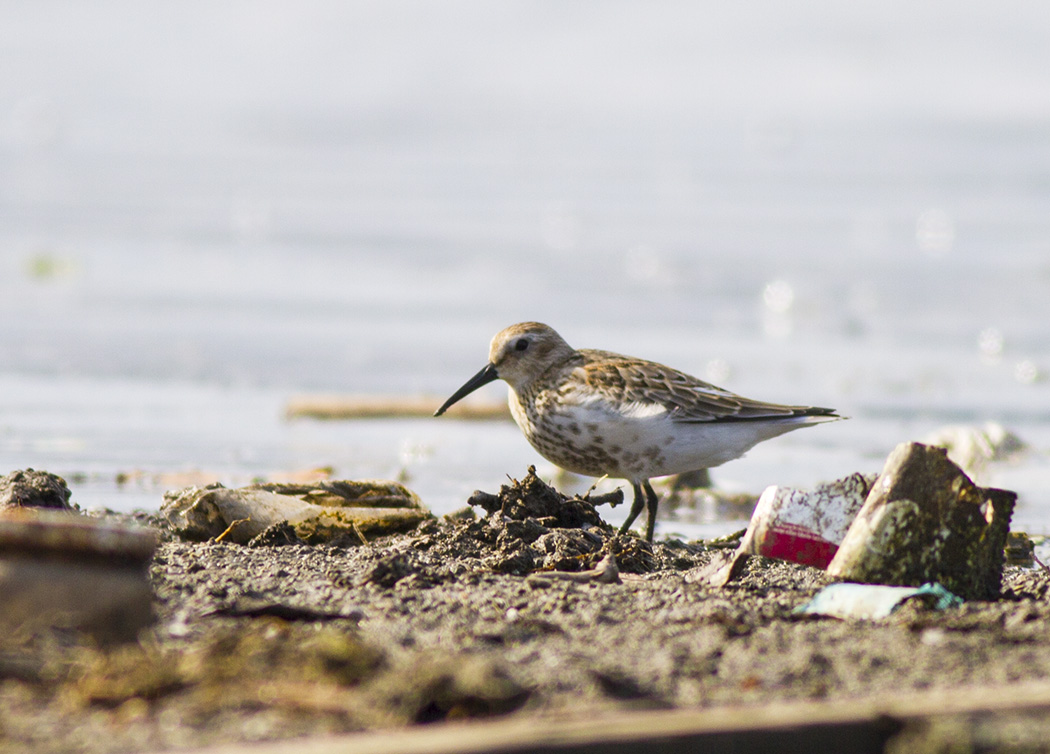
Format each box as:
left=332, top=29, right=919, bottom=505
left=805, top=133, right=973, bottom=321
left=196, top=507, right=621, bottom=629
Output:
left=827, top=442, right=1014, bottom=600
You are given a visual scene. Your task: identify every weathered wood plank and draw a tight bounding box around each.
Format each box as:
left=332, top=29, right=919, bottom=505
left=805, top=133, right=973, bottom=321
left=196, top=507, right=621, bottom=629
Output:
left=158, top=680, right=1050, bottom=754
left=285, top=395, right=511, bottom=421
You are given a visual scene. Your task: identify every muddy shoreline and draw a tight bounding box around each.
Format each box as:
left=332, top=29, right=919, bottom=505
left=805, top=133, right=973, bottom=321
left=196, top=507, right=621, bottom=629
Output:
left=1, top=469, right=1050, bottom=754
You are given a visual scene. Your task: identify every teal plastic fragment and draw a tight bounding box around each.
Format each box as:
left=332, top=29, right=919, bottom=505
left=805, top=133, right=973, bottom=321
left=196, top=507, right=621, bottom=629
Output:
left=795, top=582, right=963, bottom=620
left=911, top=582, right=965, bottom=611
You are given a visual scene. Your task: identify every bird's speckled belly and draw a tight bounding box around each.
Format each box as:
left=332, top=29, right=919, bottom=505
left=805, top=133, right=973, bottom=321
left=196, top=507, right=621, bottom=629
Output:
left=509, top=392, right=674, bottom=480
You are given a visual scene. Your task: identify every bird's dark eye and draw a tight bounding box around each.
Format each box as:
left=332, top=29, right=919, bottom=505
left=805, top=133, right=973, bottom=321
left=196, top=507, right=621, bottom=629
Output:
left=514, top=338, right=529, bottom=352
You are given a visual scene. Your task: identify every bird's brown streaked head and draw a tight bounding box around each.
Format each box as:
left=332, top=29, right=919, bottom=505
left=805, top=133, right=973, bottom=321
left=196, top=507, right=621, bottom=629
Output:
left=434, top=322, right=575, bottom=416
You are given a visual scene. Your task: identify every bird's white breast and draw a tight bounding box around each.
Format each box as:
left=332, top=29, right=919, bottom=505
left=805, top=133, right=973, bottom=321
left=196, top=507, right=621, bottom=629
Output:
left=509, top=385, right=821, bottom=481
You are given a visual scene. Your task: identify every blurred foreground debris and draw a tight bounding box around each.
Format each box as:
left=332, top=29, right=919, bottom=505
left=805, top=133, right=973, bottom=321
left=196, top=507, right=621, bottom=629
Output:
left=0, top=508, right=157, bottom=643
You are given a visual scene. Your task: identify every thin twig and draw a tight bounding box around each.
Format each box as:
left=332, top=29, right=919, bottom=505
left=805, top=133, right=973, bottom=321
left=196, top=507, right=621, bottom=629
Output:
left=214, top=518, right=251, bottom=543
left=582, top=475, right=610, bottom=499
left=527, top=554, right=621, bottom=585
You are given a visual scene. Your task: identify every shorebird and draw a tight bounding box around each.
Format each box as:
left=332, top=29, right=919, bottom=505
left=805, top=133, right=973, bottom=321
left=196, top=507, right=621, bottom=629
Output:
left=435, top=322, right=842, bottom=541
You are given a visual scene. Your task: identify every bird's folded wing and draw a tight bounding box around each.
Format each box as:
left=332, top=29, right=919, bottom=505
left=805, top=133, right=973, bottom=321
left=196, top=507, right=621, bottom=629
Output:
left=576, top=351, right=805, bottom=423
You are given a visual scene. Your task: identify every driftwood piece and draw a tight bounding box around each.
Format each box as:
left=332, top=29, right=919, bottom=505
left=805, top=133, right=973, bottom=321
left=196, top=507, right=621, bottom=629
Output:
left=161, top=480, right=431, bottom=545
left=285, top=394, right=511, bottom=421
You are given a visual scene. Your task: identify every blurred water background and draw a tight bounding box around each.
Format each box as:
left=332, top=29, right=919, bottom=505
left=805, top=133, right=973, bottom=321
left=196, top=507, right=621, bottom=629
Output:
left=2, top=2, right=1049, bottom=538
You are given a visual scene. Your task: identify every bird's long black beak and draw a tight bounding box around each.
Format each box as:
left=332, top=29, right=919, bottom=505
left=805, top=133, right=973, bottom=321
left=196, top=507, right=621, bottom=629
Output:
left=434, top=363, right=500, bottom=416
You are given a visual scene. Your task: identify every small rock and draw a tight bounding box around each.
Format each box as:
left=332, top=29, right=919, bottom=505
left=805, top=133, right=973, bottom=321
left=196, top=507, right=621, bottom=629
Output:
left=0, top=469, right=73, bottom=511
left=363, top=553, right=420, bottom=589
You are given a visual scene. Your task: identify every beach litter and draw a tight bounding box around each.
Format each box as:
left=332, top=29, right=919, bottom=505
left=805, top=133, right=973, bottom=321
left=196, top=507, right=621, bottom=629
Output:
left=795, top=582, right=963, bottom=620
left=161, top=479, right=431, bottom=545
left=710, top=443, right=1016, bottom=601
left=707, top=473, right=874, bottom=586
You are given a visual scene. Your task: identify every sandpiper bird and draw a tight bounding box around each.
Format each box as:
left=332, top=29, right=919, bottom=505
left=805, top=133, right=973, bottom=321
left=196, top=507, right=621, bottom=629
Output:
left=435, top=322, right=842, bottom=541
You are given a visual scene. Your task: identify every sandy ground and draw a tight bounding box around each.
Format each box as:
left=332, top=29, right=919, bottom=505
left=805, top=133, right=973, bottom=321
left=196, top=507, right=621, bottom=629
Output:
left=2, top=469, right=1050, bottom=754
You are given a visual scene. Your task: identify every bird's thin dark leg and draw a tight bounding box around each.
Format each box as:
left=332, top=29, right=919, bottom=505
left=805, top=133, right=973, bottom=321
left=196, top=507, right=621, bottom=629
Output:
left=618, top=482, right=647, bottom=536
left=643, top=480, right=659, bottom=542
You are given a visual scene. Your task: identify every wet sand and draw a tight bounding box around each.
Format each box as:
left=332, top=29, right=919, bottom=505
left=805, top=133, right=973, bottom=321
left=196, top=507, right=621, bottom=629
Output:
left=2, top=470, right=1050, bottom=753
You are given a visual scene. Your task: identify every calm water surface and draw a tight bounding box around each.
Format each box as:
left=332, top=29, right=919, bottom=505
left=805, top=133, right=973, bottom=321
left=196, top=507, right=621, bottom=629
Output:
left=2, top=3, right=1049, bottom=538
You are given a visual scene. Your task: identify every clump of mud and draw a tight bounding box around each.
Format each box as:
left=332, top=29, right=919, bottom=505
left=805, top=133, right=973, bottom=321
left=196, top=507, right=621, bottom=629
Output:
left=0, top=469, right=73, bottom=510
left=389, top=466, right=696, bottom=579
left=466, top=466, right=616, bottom=528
